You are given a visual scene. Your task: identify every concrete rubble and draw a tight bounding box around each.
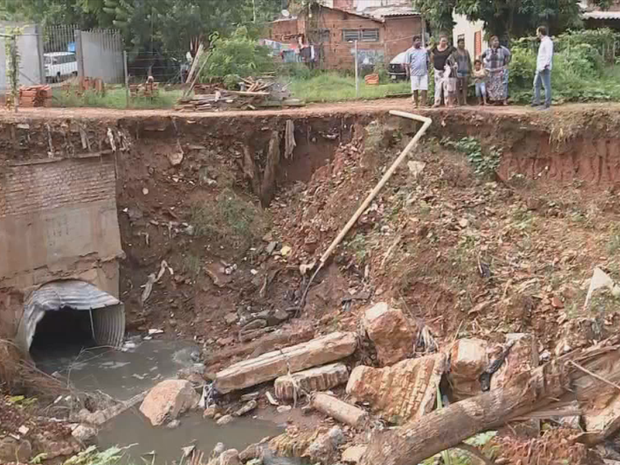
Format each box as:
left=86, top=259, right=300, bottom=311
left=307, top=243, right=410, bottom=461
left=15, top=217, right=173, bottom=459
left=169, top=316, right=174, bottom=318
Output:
left=139, top=379, right=200, bottom=426
left=312, top=392, right=368, bottom=428
left=362, top=302, right=417, bottom=366
left=449, top=338, right=489, bottom=400
left=491, top=333, right=539, bottom=390
left=214, top=332, right=357, bottom=394
left=346, top=353, right=447, bottom=424
left=274, top=363, right=349, bottom=400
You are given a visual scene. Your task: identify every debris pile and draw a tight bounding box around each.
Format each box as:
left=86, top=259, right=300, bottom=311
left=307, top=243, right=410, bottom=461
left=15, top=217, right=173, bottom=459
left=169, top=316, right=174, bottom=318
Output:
left=130, top=77, right=159, bottom=99
left=176, top=76, right=303, bottom=112
left=18, top=85, right=52, bottom=108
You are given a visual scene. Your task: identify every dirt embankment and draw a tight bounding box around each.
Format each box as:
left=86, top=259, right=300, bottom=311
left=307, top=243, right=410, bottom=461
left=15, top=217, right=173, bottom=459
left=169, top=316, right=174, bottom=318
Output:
left=2, top=105, right=620, bottom=463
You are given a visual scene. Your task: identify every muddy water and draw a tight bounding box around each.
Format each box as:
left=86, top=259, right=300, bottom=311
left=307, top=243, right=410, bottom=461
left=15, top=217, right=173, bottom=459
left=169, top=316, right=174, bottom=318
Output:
left=33, top=337, right=283, bottom=464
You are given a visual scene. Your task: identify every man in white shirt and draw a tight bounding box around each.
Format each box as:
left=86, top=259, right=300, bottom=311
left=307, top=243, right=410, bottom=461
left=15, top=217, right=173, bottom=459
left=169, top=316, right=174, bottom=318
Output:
left=532, top=26, right=553, bottom=109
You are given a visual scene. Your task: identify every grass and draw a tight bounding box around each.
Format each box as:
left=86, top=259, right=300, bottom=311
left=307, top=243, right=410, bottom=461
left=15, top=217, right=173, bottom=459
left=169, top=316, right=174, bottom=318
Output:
left=191, top=188, right=270, bottom=252
left=288, top=73, right=410, bottom=103
left=52, top=87, right=183, bottom=109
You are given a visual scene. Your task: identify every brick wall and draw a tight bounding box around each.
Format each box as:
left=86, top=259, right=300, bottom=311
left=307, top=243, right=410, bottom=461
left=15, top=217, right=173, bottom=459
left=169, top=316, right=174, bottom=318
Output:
left=384, top=17, right=422, bottom=61
left=0, top=157, right=116, bottom=218
left=0, top=155, right=122, bottom=296
left=271, top=18, right=299, bottom=43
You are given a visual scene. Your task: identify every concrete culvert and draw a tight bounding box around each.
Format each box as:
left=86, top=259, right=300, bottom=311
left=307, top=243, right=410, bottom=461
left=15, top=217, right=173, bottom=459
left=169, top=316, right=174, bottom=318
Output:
left=16, top=280, right=125, bottom=355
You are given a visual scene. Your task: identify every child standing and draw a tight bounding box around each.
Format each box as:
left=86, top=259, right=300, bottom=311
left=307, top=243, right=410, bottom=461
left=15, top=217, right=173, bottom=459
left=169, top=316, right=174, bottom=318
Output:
left=473, top=59, right=488, bottom=105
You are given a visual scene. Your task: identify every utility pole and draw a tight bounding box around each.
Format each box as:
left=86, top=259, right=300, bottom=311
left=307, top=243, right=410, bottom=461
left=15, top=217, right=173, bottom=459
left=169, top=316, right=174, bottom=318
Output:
left=355, top=40, right=359, bottom=98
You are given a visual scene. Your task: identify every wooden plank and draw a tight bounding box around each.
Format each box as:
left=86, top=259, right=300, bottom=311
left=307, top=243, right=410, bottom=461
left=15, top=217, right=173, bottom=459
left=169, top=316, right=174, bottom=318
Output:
left=214, top=332, right=357, bottom=394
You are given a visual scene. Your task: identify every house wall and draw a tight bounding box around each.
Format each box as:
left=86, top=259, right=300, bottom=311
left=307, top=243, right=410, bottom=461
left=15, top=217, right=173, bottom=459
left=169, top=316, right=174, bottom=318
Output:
left=383, top=16, right=422, bottom=60
left=452, top=14, right=488, bottom=59
left=270, top=18, right=300, bottom=43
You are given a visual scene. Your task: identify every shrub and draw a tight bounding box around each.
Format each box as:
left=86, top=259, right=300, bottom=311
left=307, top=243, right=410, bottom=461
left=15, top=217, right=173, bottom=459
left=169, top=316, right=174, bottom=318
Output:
left=201, top=27, right=274, bottom=85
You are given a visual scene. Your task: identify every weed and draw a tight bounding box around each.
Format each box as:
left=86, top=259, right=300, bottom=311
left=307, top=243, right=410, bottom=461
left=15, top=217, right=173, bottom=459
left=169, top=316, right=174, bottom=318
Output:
left=288, top=73, right=410, bottom=103
left=53, top=88, right=182, bottom=110
left=63, top=446, right=125, bottom=465
left=347, top=233, right=369, bottom=263
left=191, top=188, right=270, bottom=252
left=182, top=254, right=202, bottom=277
left=606, top=226, right=620, bottom=255
left=442, top=137, right=501, bottom=178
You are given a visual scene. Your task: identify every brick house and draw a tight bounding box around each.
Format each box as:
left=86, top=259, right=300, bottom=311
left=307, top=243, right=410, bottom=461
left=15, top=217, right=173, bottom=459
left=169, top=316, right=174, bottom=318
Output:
left=268, top=2, right=423, bottom=71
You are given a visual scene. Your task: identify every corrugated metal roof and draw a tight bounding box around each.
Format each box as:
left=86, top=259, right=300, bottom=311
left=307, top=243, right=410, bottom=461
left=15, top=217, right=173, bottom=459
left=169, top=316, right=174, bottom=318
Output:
left=362, top=5, right=420, bottom=19
left=583, top=10, right=620, bottom=19
left=27, top=280, right=120, bottom=311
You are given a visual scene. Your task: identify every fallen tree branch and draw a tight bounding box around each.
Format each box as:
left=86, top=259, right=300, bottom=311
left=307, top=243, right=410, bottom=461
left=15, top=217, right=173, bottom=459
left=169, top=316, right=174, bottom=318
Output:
left=360, top=338, right=620, bottom=465
left=569, top=360, right=620, bottom=392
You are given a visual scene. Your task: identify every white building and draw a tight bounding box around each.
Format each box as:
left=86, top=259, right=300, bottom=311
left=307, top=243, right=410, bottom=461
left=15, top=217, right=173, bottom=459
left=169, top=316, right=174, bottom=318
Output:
left=452, top=13, right=488, bottom=59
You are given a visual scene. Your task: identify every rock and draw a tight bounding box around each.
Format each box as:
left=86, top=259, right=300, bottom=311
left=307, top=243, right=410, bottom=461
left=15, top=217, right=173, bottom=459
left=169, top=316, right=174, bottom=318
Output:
left=234, top=400, right=258, bottom=417
left=31, top=434, right=79, bottom=459
left=168, top=151, right=184, bottom=166
left=239, top=443, right=263, bottom=462
left=362, top=303, right=416, bottom=366
left=342, top=445, right=367, bottom=463
left=555, top=318, right=607, bottom=356
left=210, top=449, right=241, bottom=465
left=346, top=353, right=448, bottom=424
left=240, top=392, right=260, bottom=402
left=243, top=319, right=268, bottom=331
left=491, top=334, right=539, bottom=390
left=225, top=313, right=239, bottom=325
left=449, top=338, right=489, bottom=400
left=265, top=241, right=278, bottom=255
left=71, top=424, right=98, bottom=444
left=217, top=414, right=234, bottom=426
left=139, top=379, right=200, bottom=426
left=275, top=363, right=349, bottom=400
left=305, top=426, right=345, bottom=464
left=584, top=389, right=620, bottom=434
left=218, top=337, right=236, bottom=347
left=204, top=407, right=218, bottom=418
left=215, top=332, right=358, bottom=394
left=166, top=420, right=181, bottom=429
left=0, top=436, right=32, bottom=463
left=270, top=308, right=290, bottom=325
left=213, top=442, right=226, bottom=457
left=277, top=405, right=292, bottom=414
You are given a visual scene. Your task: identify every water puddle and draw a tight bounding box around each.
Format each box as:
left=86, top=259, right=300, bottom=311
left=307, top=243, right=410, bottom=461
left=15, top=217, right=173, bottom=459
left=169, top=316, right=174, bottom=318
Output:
left=33, top=337, right=284, bottom=463
left=98, top=409, right=282, bottom=464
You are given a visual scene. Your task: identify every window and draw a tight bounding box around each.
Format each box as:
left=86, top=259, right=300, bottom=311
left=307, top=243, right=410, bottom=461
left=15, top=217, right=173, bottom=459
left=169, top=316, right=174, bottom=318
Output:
left=342, top=29, right=379, bottom=42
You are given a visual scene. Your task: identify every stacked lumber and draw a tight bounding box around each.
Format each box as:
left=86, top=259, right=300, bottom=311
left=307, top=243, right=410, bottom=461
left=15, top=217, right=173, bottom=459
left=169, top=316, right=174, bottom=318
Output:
left=242, top=76, right=274, bottom=93
left=19, top=85, right=52, bottom=108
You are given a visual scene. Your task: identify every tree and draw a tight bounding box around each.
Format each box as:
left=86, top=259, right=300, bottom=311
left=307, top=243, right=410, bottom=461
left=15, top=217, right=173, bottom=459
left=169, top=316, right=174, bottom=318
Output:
left=414, top=0, right=612, bottom=40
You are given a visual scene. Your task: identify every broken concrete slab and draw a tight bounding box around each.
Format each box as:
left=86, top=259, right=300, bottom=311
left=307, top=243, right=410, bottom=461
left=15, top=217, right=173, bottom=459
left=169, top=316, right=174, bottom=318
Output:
left=342, top=445, right=367, bottom=464
left=363, top=302, right=416, bottom=366
left=491, top=334, right=539, bottom=390
left=305, top=426, right=345, bottom=464
left=214, top=332, right=357, bottom=394
left=139, top=379, right=199, bottom=426
left=449, top=338, right=489, bottom=400
left=234, top=400, right=258, bottom=417
left=312, top=392, right=368, bottom=428
left=274, top=363, right=349, bottom=400
left=346, top=353, right=447, bottom=424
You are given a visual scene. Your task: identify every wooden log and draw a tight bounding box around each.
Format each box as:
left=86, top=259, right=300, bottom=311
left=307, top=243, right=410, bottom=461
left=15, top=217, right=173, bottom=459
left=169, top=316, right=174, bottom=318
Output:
left=275, top=363, right=349, bottom=400
left=214, top=332, right=357, bottom=394
left=359, top=340, right=620, bottom=465
left=313, top=392, right=368, bottom=428
left=206, top=325, right=315, bottom=367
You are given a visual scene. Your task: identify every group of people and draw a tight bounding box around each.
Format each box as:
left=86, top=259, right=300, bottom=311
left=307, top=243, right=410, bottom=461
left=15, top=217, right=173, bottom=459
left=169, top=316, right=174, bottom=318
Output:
left=405, top=27, right=553, bottom=109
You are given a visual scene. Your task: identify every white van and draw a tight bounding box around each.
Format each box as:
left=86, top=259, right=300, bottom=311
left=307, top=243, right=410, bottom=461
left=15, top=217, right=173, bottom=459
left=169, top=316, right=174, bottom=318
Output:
left=44, top=52, right=78, bottom=83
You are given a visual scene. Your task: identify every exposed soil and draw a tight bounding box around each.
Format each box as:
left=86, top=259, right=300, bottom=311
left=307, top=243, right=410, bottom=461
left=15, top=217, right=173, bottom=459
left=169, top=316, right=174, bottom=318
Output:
left=3, top=101, right=620, bottom=463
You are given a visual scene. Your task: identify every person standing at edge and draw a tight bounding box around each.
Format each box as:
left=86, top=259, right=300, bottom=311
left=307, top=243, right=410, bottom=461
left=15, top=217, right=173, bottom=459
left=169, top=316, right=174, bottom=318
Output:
left=532, top=26, right=554, bottom=110
left=481, top=36, right=511, bottom=105
left=405, top=35, right=429, bottom=108
left=455, top=38, right=472, bottom=105
left=430, top=36, right=455, bottom=108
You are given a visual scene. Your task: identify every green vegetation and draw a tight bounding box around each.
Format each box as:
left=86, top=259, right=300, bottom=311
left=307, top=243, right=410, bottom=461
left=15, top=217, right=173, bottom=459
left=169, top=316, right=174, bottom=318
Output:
left=53, top=88, right=183, bottom=109
left=288, top=73, right=410, bottom=103
left=201, top=27, right=275, bottom=87
left=509, top=30, right=620, bottom=104
left=191, top=188, right=270, bottom=251
left=63, top=446, right=124, bottom=465
left=442, top=137, right=501, bottom=178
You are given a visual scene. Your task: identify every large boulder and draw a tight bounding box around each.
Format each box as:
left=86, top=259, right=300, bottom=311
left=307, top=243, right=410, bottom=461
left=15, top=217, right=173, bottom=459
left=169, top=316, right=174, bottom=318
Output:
left=346, top=353, right=447, bottom=424
left=363, top=303, right=416, bottom=366
left=0, top=436, right=32, bottom=463
left=449, top=338, right=489, bottom=400
left=139, top=379, right=199, bottom=426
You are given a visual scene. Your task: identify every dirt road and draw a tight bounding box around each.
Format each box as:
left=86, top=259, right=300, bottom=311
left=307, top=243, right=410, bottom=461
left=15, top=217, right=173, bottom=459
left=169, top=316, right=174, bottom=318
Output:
left=1, top=99, right=619, bottom=122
